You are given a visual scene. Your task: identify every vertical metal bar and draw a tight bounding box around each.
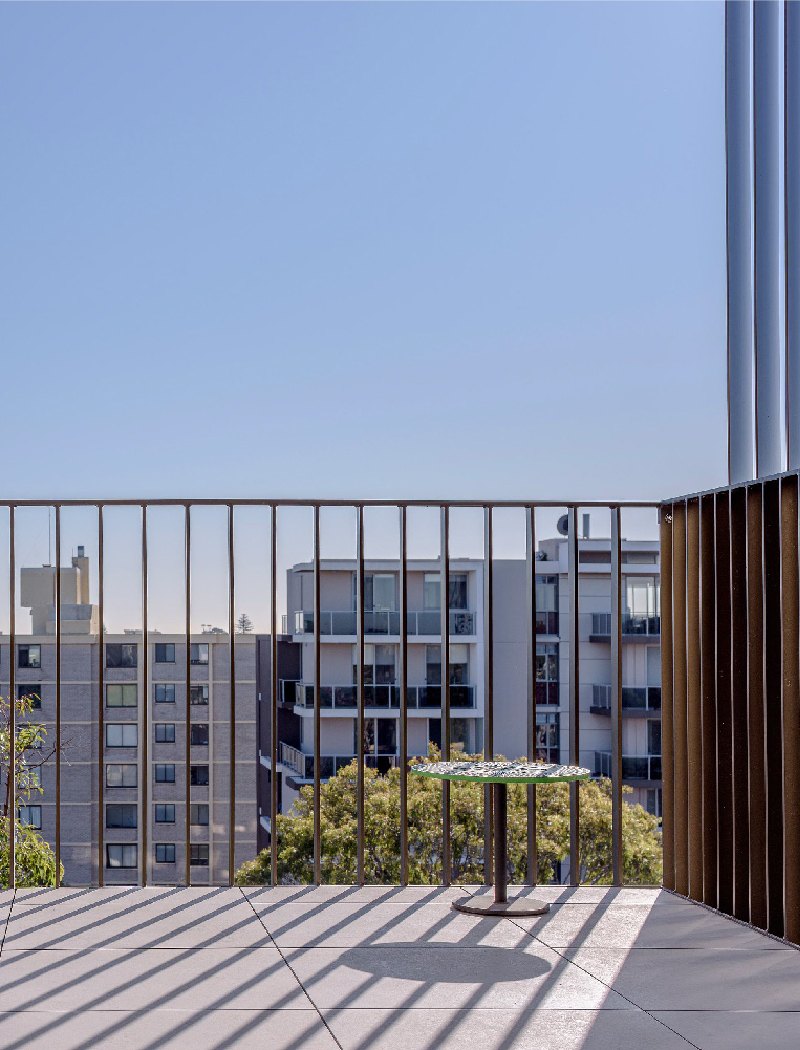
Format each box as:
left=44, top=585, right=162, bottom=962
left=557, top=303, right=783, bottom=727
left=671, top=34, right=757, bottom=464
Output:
left=185, top=505, right=191, bottom=887
left=610, top=508, right=623, bottom=886
left=727, top=0, right=755, bottom=484
left=356, top=506, right=365, bottom=885
left=754, top=0, right=782, bottom=477
left=567, top=506, right=580, bottom=885
left=482, top=507, right=493, bottom=886
left=228, top=505, right=236, bottom=886
left=313, top=505, right=322, bottom=885
left=786, top=0, right=800, bottom=469
left=440, top=506, right=451, bottom=886
left=141, top=506, right=148, bottom=887
left=493, top=784, right=508, bottom=905
left=686, top=499, right=703, bottom=900
left=730, top=486, right=751, bottom=920
left=399, top=506, right=409, bottom=886
left=763, top=479, right=785, bottom=937
left=97, top=507, right=104, bottom=887
left=525, top=507, right=537, bottom=885
left=54, top=506, right=62, bottom=887
left=672, top=501, right=689, bottom=897
left=270, top=505, right=278, bottom=887
left=660, top=504, right=675, bottom=892
left=780, top=474, right=800, bottom=943
left=716, top=492, right=734, bottom=916
left=747, top=483, right=768, bottom=928
left=8, top=507, right=15, bottom=889
left=700, top=494, right=718, bottom=909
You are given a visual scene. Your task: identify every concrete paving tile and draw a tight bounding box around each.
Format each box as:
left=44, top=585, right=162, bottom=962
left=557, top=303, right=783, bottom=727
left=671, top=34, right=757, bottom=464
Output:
left=0, top=1009, right=336, bottom=1050
left=324, top=1006, right=692, bottom=1050
left=458, top=885, right=693, bottom=906
left=242, top=885, right=464, bottom=905
left=564, top=947, right=800, bottom=1010
left=515, top=901, right=779, bottom=950
left=251, top=899, right=532, bottom=948
left=284, top=942, right=634, bottom=1011
left=0, top=947, right=308, bottom=1011
left=12, top=887, right=240, bottom=907
left=651, top=1010, right=800, bottom=1050
left=4, top=890, right=269, bottom=948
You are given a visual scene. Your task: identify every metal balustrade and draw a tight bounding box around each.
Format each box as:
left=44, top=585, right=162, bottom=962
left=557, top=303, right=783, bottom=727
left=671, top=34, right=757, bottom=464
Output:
left=591, top=612, right=661, bottom=638
left=591, top=684, right=662, bottom=713
left=292, top=609, right=476, bottom=636
left=288, top=682, right=476, bottom=710
left=595, top=751, right=662, bottom=782
left=279, top=742, right=399, bottom=780
left=0, top=496, right=659, bottom=891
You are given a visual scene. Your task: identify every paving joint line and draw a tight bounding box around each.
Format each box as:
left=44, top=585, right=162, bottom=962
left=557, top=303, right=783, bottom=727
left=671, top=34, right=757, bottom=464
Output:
left=239, top=887, right=345, bottom=1050
left=0, top=889, right=16, bottom=956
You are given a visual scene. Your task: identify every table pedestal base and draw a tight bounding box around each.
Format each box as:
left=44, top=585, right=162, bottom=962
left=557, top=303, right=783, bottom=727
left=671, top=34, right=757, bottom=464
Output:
left=452, top=894, right=551, bottom=917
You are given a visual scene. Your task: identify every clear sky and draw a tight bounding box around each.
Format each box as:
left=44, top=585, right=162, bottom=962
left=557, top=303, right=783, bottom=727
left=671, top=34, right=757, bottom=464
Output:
left=1, top=1, right=726, bottom=506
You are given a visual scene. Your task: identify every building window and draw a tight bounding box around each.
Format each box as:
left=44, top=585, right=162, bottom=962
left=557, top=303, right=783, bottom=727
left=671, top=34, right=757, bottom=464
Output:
left=353, top=573, right=397, bottom=612
left=425, top=644, right=469, bottom=686
left=155, top=804, right=175, bottom=823
left=154, top=683, right=176, bottom=704
left=106, top=804, right=137, bottom=829
left=190, top=724, right=209, bottom=746
left=16, top=724, right=43, bottom=751
left=647, top=719, right=662, bottom=756
left=106, top=644, right=138, bottom=668
left=18, top=645, right=41, bottom=669
left=352, top=644, right=396, bottom=686
left=190, top=685, right=209, bottom=705
left=535, top=712, right=560, bottom=763
left=190, top=643, right=209, bottom=665
left=534, top=576, right=559, bottom=635
left=106, top=724, right=138, bottom=748
left=624, top=575, right=661, bottom=631
left=451, top=718, right=471, bottom=753
left=106, top=844, right=137, bottom=869
left=155, top=643, right=175, bottom=663
left=18, top=805, right=42, bottom=829
left=357, top=717, right=397, bottom=756
left=107, top=684, right=137, bottom=708
left=646, top=788, right=663, bottom=817
left=17, top=685, right=42, bottom=709
left=422, top=573, right=468, bottom=611
left=155, top=764, right=176, bottom=783
left=155, top=723, right=176, bottom=744
left=106, top=764, right=137, bottom=788
left=190, top=844, right=209, bottom=866
left=190, top=764, right=209, bottom=786
left=155, top=843, right=176, bottom=864
left=190, top=803, right=209, bottom=826
left=535, top=643, right=559, bottom=704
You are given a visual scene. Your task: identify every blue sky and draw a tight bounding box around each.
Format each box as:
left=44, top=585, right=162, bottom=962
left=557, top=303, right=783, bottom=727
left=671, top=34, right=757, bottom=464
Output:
left=1, top=2, right=725, bottom=504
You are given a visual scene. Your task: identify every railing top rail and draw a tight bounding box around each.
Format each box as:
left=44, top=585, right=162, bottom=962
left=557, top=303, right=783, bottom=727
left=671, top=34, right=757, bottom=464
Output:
left=0, top=498, right=661, bottom=509
left=663, top=466, right=800, bottom=504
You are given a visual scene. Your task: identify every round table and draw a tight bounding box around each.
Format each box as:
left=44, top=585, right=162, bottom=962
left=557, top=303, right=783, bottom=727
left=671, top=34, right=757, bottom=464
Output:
left=410, top=760, right=592, bottom=917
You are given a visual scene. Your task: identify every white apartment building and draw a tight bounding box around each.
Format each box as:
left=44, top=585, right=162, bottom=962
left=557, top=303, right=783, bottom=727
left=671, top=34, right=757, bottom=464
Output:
left=8, top=550, right=257, bottom=885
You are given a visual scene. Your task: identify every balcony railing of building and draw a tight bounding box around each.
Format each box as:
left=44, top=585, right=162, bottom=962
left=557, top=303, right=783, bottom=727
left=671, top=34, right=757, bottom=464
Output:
left=0, top=497, right=658, bottom=893
left=291, top=609, right=476, bottom=637
left=591, top=612, right=661, bottom=639
left=591, top=683, right=662, bottom=714
left=279, top=742, right=398, bottom=780
left=288, top=682, right=476, bottom=710
left=595, top=750, right=662, bottom=782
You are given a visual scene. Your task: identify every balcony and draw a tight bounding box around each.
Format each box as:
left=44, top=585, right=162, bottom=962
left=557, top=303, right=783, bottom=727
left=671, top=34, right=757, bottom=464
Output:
left=289, top=682, right=476, bottom=710
left=292, top=609, right=476, bottom=636
left=279, top=742, right=398, bottom=780
left=590, top=684, right=662, bottom=716
left=590, top=613, right=661, bottom=641
left=0, top=883, right=792, bottom=1050
left=595, top=751, right=662, bottom=784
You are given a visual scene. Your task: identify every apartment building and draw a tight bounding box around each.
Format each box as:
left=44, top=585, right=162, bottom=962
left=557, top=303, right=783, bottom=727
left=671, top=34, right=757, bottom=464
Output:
left=256, top=532, right=661, bottom=847
left=7, top=549, right=257, bottom=885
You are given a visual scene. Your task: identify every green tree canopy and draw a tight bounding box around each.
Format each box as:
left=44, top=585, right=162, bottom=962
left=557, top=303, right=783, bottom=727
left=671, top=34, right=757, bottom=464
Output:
left=237, top=749, right=662, bottom=886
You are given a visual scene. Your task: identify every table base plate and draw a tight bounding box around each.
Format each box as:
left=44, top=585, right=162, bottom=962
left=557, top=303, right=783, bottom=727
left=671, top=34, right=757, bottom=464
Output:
left=452, top=894, right=551, bottom=917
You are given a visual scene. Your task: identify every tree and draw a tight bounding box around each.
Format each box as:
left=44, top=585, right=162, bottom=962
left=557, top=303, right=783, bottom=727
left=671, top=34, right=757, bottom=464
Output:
left=236, top=748, right=662, bottom=886
left=1, top=692, right=64, bottom=888
left=236, top=613, right=254, bottom=634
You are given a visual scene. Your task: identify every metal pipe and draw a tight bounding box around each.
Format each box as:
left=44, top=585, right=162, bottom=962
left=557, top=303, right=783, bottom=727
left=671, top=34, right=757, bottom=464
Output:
left=270, top=505, right=278, bottom=887
left=754, top=0, right=782, bottom=477
left=525, top=507, right=537, bottom=885
left=55, top=506, right=62, bottom=887
left=0, top=498, right=662, bottom=510
left=482, top=507, right=493, bottom=885
left=228, top=505, right=236, bottom=886
left=8, top=507, right=15, bottom=889
left=660, top=504, right=675, bottom=891
left=185, top=505, right=191, bottom=887
left=568, top=507, right=580, bottom=885
left=141, top=506, right=148, bottom=887
left=494, top=784, right=508, bottom=905
left=787, top=1, right=800, bottom=467
left=399, top=506, right=408, bottom=886
left=313, top=505, right=322, bottom=885
left=97, top=507, right=104, bottom=887
left=610, top=508, right=623, bottom=886
left=727, top=0, right=755, bottom=484
left=356, top=506, right=365, bottom=885
left=440, top=506, right=451, bottom=886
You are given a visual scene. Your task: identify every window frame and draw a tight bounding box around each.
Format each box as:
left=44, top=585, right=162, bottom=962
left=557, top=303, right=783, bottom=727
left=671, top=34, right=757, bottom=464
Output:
left=106, top=643, right=138, bottom=669
left=106, top=683, right=137, bottom=708
left=154, top=764, right=176, bottom=783
left=18, top=644, right=41, bottom=669
left=106, top=723, right=138, bottom=748
left=155, top=804, right=175, bottom=823
left=106, top=763, right=138, bottom=788
left=105, top=803, right=138, bottom=829
left=154, top=723, right=176, bottom=744
left=106, top=844, right=138, bottom=869
left=154, top=643, right=176, bottom=663
left=155, top=843, right=176, bottom=863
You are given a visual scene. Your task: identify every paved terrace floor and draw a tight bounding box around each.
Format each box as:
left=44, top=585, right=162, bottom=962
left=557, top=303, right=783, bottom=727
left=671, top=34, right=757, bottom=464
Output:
left=0, top=884, right=797, bottom=1050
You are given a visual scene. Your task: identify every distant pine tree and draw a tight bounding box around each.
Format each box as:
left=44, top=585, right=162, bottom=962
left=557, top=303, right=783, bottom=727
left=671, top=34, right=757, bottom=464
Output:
left=236, top=612, right=254, bottom=634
